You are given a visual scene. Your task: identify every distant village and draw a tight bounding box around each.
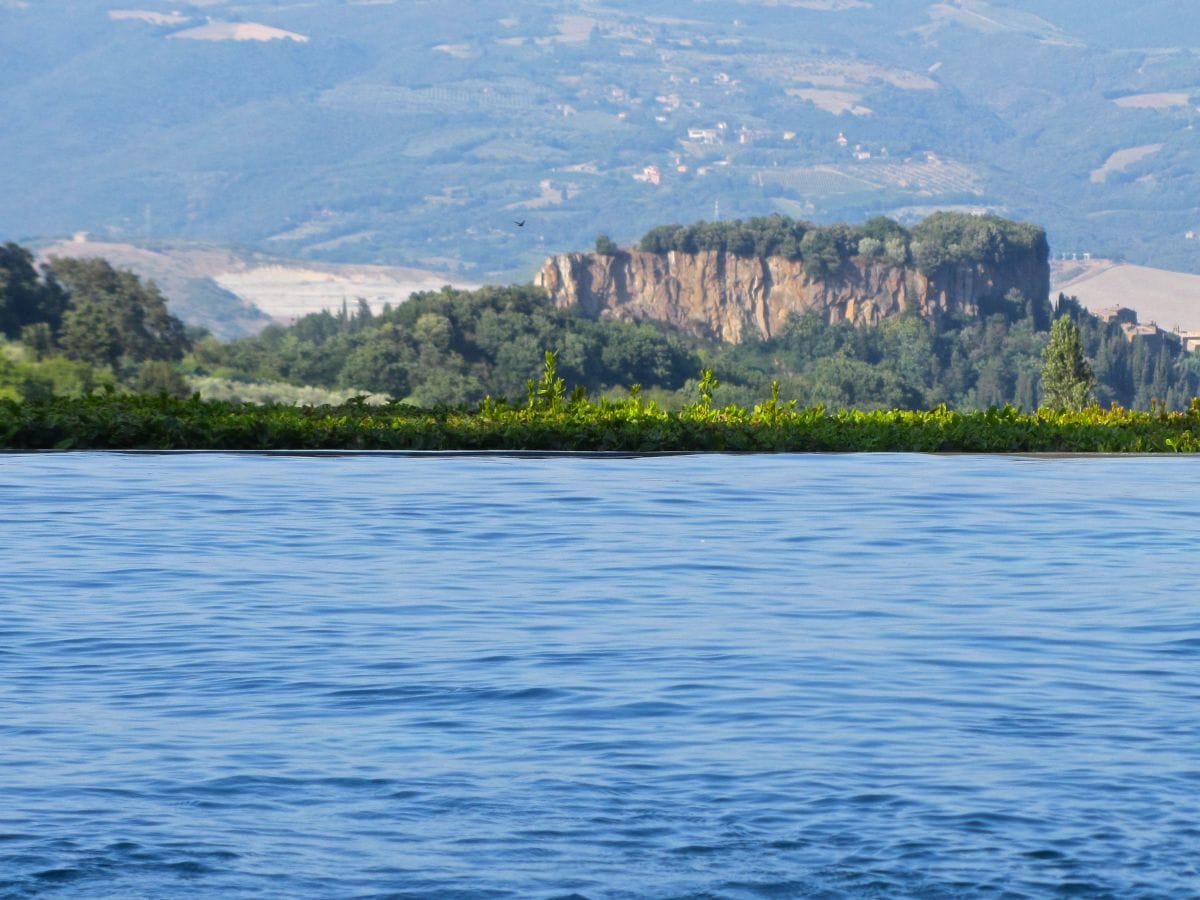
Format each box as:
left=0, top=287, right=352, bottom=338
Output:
left=1092, top=306, right=1200, bottom=354
left=630, top=121, right=907, bottom=185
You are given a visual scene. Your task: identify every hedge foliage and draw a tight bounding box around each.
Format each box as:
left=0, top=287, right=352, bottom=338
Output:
left=3, top=360, right=1198, bottom=453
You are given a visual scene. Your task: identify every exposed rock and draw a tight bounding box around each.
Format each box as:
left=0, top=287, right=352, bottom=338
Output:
left=536, top=249, right=1050, bottom=343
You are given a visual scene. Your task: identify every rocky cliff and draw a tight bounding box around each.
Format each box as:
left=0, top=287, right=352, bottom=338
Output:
left=536, top=249, right=1050, bottom=343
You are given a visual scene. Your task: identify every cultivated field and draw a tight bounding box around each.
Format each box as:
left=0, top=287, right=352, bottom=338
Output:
left=1090, top=144, right=1163, bottom=184
left=1112, top=92, right=1190, bottom=110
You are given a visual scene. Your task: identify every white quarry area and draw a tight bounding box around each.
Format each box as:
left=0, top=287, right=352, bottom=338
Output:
left=39, top=236, right=478, bottom=332
left=213, top=264, right=479, bottom=322
left=109, top=10, right=309, bottom=42
left=168, top=21, right=310, bottom=43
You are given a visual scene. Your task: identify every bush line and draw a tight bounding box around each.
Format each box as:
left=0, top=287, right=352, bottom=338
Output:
left=2, top=386, right=1199, bottom=453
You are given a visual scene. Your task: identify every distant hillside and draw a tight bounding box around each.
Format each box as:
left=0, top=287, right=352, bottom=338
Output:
left=1052, top=259, right=1200, bottom=333
left=3, top=2, right=1200, bottom=281
left=37, top=238, right=478, bottom=338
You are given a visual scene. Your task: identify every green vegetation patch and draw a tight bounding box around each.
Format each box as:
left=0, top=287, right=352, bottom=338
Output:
left=4, top=361, right=1198, bottom=453
left=637, top=211, right=1047, bottom=278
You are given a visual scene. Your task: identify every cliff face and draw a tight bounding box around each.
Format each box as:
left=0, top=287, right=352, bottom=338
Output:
left=536, top=249, right=1050, bottom=343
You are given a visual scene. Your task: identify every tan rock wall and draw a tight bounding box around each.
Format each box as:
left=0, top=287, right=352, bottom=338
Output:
left=536, top=249, right=1049, bottom=343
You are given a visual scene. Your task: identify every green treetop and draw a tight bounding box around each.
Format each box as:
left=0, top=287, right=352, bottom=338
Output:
left=0, top=243, right=69, bottom=338
left=49, top=256, right=190, bottom=369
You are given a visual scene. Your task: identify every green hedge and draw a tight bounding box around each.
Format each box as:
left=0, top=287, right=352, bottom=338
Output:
left=3, top=390, right=1197, bottom=453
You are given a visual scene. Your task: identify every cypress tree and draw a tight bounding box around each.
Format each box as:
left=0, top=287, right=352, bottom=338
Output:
left=1041, top=316, right=1095, bottom=410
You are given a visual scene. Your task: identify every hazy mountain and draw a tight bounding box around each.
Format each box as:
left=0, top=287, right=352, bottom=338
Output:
left=3, top=1, right=1198, bottom=283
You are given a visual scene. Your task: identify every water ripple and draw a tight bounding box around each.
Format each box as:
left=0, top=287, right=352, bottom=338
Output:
left=2, top=453, right=1199, bottom=897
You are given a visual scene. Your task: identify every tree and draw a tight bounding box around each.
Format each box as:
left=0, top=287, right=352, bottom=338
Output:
left=50, top=257, right=190, bottom=368
left=857, top=236, right=884, bottom=259
left=20, top=322, right=54, bottom=360
left=337, top=325, right=413, bottom=397
left=135, top=360, right=191, bottom=398
left=1041, top=316, right=1095, bottom=410
left=594, top=233, right=619, bottom=255
left=799, top=226, right=849, bottom=278
left=57, top=295, right=124, bottom=369
left=0, top=243, right=69, bottom=338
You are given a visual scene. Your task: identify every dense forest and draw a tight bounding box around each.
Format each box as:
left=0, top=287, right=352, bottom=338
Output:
left=2, top=235, right=1198, bottom=412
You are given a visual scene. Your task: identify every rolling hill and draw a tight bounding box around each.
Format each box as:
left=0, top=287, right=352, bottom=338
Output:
left=2, top=1, right=1199, bottom=288
left=1052, top=258, right=1200, bottom=333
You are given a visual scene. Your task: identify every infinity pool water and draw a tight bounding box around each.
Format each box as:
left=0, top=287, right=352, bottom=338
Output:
left=2, top=453, right=1198, bottom=898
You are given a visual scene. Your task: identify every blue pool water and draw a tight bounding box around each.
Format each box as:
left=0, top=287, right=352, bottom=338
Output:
left=2, top=452, right=1199, bottom=898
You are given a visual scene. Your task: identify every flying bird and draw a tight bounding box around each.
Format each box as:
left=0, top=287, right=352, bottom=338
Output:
left=513, top=220, right=526, bottom=227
